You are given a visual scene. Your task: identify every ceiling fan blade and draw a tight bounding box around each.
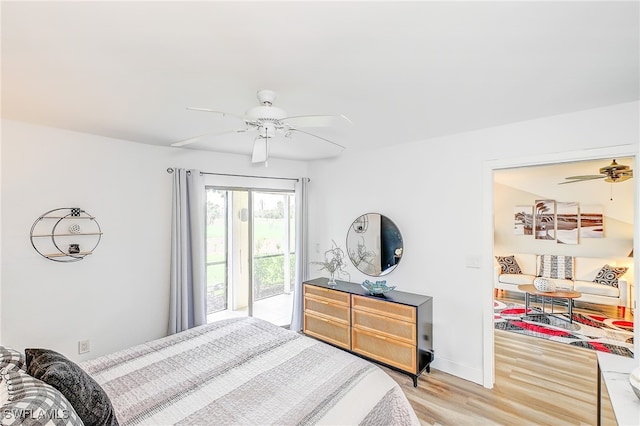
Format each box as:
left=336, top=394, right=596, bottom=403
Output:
left=171, top=128, right=248, bottom=147
left=186, top=107, right=245, bottom=120
left=171, top=133, right=214, bottom=147
left=558, top=176, right=605, bottom=185
left=289, top=128, right=346, bottom=150
left=281, top=114, right=352, bottom=128
left=251, top=138, right=268, bottom=163
left=564, top=175, right=605, bottom=180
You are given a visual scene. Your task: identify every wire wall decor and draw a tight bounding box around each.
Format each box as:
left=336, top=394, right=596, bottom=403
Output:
left=30, top=208, right=102, bottom=262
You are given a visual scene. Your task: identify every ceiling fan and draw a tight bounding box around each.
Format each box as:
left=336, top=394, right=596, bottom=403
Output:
left=172, top=89, right=351, bottom=165
left=559, top=159, right=633, bottom=185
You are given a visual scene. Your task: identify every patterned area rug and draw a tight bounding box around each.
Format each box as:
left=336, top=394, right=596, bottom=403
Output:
left=494, top=300, right=634, bottom=358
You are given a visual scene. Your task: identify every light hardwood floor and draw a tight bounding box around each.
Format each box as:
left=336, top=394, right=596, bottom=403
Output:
left=385, top=294, right=628, bottom=426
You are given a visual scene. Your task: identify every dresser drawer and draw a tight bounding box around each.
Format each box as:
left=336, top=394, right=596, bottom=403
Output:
left=304, top=296, right=350, bottom=324
left=352, top=309, right=415, bottom=345
left=352, top=294, right=416, bottom=323
left=304, top=284, right=350, bottom=305
left=352, top=328, right=416, bottom=372
left=304, top=312, right=350, bottom=350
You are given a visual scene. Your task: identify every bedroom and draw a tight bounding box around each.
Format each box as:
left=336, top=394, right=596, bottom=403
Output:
left=1, top=1, right=639, bottom=424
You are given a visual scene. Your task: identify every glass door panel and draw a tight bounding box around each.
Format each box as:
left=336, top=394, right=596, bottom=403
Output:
left=252, top=191, right=295, bottom=326
left=205, top=189, right=227, bottom=314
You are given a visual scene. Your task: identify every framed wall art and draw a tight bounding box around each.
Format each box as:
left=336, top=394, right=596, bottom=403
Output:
left=534, top=200, right=556, bottom=240
left=514, top=206, right=533, bottom=235
left=556, top=202, right=579, bottom=244
left=580, top=204, right=604, bottom=238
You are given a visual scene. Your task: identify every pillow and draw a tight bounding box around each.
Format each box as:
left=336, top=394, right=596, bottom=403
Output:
left=538, top=255, right=573, bottom=280
left=495, top=255, right=522, bottom=274
left=0, top=345, right=26, bottom=372
left=25, top=349, right=118, bottom=426
left=593, top=264, right=628, bottom=288
left=0, top=368, right=83, bottom=425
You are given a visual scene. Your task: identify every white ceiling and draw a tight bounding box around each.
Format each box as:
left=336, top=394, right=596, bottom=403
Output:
left=2, top=1, right=639, bottom=161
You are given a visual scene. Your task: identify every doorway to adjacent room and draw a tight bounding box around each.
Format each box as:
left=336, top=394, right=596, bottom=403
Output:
left=483, top=146, right=639, bottom=387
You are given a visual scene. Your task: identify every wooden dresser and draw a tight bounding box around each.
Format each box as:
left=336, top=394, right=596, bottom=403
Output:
left=303, top=277, right=433, bottom=386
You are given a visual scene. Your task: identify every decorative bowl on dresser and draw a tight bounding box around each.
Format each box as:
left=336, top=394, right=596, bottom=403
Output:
left=302, top=277, right=433, bottom=386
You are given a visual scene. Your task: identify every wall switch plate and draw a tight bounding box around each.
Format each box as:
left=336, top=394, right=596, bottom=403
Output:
left=78, top=340, right=90, bottom=354
left=465, top=255, right=481, bottom=269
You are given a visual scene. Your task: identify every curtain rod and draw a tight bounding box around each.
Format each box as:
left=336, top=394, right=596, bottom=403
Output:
left=166, top=168, right=300, bottom=182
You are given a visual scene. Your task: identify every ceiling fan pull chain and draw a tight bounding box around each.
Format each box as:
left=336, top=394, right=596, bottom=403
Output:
left=610, top=183, right=614, bottom=201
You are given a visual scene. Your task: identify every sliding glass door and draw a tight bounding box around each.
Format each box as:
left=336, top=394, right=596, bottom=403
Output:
left=205, top=187, right=295, bottom=327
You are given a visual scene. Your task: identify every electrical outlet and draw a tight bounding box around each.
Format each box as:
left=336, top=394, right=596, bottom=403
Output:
left=78, top=340, right=90, bottom=354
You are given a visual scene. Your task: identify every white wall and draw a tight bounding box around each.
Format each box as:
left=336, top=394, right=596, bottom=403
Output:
left=0, top=119, right=308, bottom=361
left=307, top=101, right=639, bottom=385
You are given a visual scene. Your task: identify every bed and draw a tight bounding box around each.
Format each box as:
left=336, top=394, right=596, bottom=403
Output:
left=77, top=317, right=420, bottom=425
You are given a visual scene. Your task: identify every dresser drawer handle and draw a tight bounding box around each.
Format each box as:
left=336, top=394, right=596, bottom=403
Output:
left=319, top=300, right=329, bottom=305
left=375, top=335, right=387, bottom=340
left=319, top=317, right=329, bottom=322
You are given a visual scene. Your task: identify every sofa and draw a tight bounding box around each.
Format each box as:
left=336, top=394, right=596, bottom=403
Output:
left=494, top=253, right=629, bottom=311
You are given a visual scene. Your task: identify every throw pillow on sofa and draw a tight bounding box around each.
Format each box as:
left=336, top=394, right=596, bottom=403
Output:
left=593, top=264, right=628, bottom=288
left=538, top=255, right=573, bottom=280
left=495, top=255, right=522, bottom=274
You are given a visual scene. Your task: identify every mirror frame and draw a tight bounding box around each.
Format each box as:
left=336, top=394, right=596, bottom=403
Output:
left=346, top=213, right=403, bottom=277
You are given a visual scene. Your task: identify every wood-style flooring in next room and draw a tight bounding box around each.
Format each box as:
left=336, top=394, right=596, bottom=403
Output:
left=386, top=306, right=624, bottom=425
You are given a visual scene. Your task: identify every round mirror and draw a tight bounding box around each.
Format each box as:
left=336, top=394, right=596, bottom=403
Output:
left=346, top=213, right=403, bottom=276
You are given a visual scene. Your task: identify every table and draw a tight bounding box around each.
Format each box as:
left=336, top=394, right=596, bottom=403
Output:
left=517, top=284, right=582, bottom=324
left=596, top=352, right=640, bottom=426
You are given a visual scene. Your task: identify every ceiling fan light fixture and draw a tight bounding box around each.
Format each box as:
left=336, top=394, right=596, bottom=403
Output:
left=604, top=174, right=632, bottom=183
left=244, top=105, right=287, bottom=121
left=258, top=123, right=277, bottom=138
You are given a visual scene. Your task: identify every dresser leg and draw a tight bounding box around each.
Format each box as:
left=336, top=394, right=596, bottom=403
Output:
left=412, top=376, right=418, bottom=387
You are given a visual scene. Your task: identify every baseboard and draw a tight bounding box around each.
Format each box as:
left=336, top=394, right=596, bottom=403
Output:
left=429, top=357, right=484, bottom=387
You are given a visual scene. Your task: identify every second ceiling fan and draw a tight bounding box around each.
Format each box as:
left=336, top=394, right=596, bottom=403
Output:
left=173, top=90, right=351, bottom=165
left=559, top=159, right=633, bottom=185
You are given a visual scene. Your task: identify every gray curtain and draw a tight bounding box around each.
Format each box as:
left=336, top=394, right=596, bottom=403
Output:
left=290, top=177, right=309, bottom=331
left=169, top=169, right=206, bottom=334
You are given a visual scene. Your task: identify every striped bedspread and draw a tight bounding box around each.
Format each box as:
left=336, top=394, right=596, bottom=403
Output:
left=81, top=317, right=420, bottom=425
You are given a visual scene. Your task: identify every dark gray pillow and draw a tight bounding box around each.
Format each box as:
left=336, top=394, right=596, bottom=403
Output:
left=25, top=348, right=118, bottom=426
